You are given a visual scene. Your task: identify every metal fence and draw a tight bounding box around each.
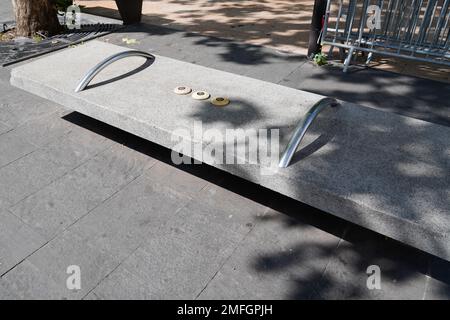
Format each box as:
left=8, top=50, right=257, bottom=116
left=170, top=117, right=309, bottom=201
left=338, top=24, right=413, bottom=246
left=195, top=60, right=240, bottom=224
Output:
left=321, top=0, right=450, bottom=71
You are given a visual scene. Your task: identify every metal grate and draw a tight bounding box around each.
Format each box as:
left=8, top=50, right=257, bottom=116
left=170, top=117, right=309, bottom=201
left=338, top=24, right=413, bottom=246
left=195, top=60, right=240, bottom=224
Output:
left=0, top=23, right=124, bottom=67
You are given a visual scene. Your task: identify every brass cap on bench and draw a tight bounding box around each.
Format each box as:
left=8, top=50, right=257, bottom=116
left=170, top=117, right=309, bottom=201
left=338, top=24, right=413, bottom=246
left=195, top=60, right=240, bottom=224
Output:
left=211, top=97, right=230, bottom=106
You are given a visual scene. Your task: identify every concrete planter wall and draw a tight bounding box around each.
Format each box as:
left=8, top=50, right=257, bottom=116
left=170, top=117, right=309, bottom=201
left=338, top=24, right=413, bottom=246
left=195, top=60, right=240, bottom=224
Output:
left=115, top=0, right=143, bottom=25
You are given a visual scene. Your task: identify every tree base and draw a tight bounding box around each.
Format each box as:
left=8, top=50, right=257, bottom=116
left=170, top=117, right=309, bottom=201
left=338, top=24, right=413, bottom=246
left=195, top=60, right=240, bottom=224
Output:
left=13, top=0, right=62, bottom=37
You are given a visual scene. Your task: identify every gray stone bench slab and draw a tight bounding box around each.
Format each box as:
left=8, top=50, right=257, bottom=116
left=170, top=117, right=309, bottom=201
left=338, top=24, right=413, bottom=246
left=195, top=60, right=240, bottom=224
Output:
left=10, top=41, right=450, bottom=260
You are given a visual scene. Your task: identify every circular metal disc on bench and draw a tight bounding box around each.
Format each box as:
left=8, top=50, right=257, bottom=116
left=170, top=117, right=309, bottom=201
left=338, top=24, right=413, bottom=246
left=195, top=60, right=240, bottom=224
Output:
left=174, top=86, right=192, bottom=95
left=192, top=91, right=210, bottom=100
left=211, top=97, right=230, bottom=106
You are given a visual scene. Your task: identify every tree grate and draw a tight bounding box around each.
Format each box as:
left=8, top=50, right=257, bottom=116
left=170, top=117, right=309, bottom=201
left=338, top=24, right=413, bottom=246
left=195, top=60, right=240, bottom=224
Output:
left=0, top=23, right=124, bottom=67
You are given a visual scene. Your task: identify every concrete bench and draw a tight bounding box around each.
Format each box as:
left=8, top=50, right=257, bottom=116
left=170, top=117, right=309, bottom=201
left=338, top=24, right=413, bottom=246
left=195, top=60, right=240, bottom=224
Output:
left=10, top=40, right=450, bottom=261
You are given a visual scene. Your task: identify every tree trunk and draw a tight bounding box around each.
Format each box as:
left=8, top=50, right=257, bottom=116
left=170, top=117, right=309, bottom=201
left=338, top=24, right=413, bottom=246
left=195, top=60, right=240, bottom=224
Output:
left=12, top=0, right=61, bottom=37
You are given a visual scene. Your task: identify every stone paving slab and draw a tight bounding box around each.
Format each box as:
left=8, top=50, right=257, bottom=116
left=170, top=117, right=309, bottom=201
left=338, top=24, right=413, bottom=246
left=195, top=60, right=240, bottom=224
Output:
left=10, top=143, right=155, bottom=240
left=279, top=62, right=450, bottom=127
left=0, top=210, right=46, bottom=275
left=101, top=24, right=449, bottom=128
left=101, top=24, right=307, bottom=84
left=6, top=109, right=74, bottom=148
left=1, top=19, right=449, bottom=299
left=0, top=109, right=76, bottom=169
left=68, top=168, right=194, bottom=262
left=424, top=277, right=450, bottom=300
left=0, top=121, right=11, bottom=135
left=0, top=129, right=37, bottom=168
left=0, top=12, right=123, bottom=67
left=88, top=227, right=241, bottom=299
left=90, top=35, right=450, bottom=168
left=88, top=183, right=268, bottom=299
left=182, top=183, right=268, bottom=234
left=145, top=161, right=209, bottom=198
left=78, top=0, right=312, bottom=55
left=0, top=123, right=112, bottom=209
left=79, top=0, right=450, bottom=83
left=10, top=40, right=450, bottom=261
left=0, top=85, right=65, bottom=128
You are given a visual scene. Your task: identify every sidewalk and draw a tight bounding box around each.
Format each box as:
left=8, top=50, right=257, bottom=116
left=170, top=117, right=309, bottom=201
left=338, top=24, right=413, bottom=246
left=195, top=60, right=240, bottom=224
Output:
left=0, top=2, right=449, bottom=299
left=0, top=0, right=12, bottom=23
left=1, top=61, right=448, bottom=299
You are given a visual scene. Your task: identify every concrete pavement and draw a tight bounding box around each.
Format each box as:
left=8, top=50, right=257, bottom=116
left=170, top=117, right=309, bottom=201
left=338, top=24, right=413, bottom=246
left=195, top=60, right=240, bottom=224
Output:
left=11, top=40, right=450, bottom=261
left=1, top=59, right=449, bottom=300
left=0, top=6, right=449, bottom=299
left=0, top=0, right=13, bottom=24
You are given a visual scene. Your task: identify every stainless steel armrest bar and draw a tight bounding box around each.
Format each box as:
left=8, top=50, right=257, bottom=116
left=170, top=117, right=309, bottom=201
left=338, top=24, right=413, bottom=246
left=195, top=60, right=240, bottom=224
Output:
left=75, top=50, right=155, bottom=93
left=278, top=97, right=339, bottom=168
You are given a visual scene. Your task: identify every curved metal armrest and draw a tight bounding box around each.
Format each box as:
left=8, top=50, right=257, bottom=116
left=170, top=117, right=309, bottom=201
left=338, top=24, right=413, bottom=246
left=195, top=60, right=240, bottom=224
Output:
left=75, top=50, right=155, bottom=92
left=278, top=97, right=339, bottom=168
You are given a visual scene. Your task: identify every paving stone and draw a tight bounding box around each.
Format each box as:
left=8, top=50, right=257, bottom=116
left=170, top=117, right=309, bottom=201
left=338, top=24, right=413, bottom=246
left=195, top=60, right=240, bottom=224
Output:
left=88, top=179, right=272, bottom=299
left=155, top=183, right=269, bottom=250
left=0, top=148, right=67, bottom=209
left=10, top=109, right=74, bottom=147
left=265, top=191, right=350, bottom=240
left=11, top=40, right=450, bottom=260
left=190, top=183, right=269, bottom=227
left=0, top=86, right=63, bottom=128
left=1, top=230, right=119, bottom=299
left=105, top=27, right=306, bottom=84
left=0, top=128, right=111, bottom=209
left=68, top=170, right=193, bottom=262
left=90, top=184, right=305, bottom=299
left=0, top=129, right=37, bottom=168
left=0, top=66, right=11, bottom=85
left=90, top=220, right=241, bottom=299
left=103, top=27, right=192, bottom=62
left=3, top=23, right=449, bottom=300
left=313, top=238, right=429, bottom=300
left=199, top=210, right=339, bottom=299
left=0, top=121, right=11, bottom=135
left=10, top=144, right=155, bottom=240
left=424, top=277, right=450, bottom=300
left=0, top=210, right=46, bottom=276
left=0, top=279, right=20, bottom=300
left=88, top=258, right=157, bottom=300
left=202, top=49, right=306, bottom=84
left=0, top=260, right=62, bottom=299
left=145, top=161, right=209, bottom=198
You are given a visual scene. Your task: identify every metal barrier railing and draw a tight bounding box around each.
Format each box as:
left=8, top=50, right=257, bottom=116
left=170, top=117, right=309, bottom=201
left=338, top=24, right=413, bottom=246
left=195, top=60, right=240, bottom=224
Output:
left=321, top=0, right=450, bottom=71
